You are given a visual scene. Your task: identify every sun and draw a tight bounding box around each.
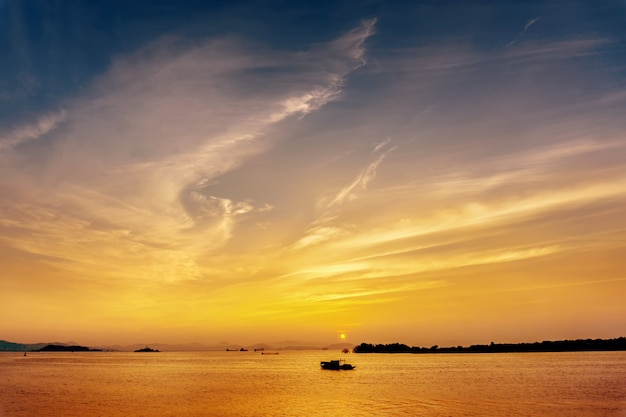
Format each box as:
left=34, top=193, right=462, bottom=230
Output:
left=340, top=333, right=346, bottom=339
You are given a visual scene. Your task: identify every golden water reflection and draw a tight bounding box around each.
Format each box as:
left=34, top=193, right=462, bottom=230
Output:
left=1, top=351, right=624, bottom=416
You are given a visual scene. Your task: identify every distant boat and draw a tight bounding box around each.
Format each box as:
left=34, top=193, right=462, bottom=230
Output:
left=261, top=352, right=279, bottom=355
left=321, top=360, right=355, bottom=370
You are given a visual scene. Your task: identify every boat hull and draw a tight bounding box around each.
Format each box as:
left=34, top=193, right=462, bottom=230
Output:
left=320, top=360, right=355, bottom=370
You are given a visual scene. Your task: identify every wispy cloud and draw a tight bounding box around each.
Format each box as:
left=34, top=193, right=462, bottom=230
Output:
left=292, top=138, right=395, bottom=250
left=0, top=20, right=377, bottom=285
left=328, top=139, right=395, bottom=208
left=506, top=16, right=540, bottom=47
left=377, top=36, right=608, bottom=81
left=269, top=18, right=376, bottom=122
left=504, top=38, right=609, bottom=61
left=0, top=110, right=65, bottom=151
left=372, top=136, right=391, bottom=153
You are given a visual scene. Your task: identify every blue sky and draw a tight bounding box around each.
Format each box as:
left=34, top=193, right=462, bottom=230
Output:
left=3, top=0, right=626, bottom=124
left=1, top=0, right=626, bottom=346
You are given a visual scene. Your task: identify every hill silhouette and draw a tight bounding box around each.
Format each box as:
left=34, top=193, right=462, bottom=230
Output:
left=38, top=344, right=102, bottom=352
left=353, top=337, right=626, bottom=354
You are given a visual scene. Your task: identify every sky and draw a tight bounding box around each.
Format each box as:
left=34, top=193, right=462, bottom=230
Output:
left=1, top=0, right=625, bottom=348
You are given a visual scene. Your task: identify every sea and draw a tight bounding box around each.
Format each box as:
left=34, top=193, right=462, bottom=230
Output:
left=1, top=350, right=624, bottom=416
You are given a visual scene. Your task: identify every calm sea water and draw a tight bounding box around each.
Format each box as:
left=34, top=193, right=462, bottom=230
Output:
left=1, top=350, right=624, bottom=416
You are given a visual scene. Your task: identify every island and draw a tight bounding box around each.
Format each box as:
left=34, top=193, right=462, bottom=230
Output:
left=134, top=346, right=159, bottom=352
left=37, top=344, right=102, bottom=352
left=353, top=337, right=626, bottom=354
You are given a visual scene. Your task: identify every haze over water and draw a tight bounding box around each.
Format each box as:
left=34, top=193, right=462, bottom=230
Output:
left=1, top=351, right=625, bottom=416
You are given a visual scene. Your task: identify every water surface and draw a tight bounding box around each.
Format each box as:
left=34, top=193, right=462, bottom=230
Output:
left=1, top=351, right=624, bottom=416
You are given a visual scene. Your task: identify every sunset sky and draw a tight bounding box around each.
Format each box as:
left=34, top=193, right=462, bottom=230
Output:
left=1, top=0, right=625, bottom=348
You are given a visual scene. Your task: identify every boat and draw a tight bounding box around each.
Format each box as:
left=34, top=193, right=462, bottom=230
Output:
left=320, top=359, right=355, bottom=370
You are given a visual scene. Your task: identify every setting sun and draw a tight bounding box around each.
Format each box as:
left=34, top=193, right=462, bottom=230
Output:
left=340, top=334, right=346, bottom=340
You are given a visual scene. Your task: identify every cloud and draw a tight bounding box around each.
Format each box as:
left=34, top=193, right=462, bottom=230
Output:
left=372, top=136, right=391, bottom=153
left=292, top=138, right=395, bottom=250
left=269, top=18, right=376, bottom=122
left=375, top=36, right=608, bottom=83
left=273, top=23, right=626, bottom=312
left=0, top=20, right=377, bottom=284
left=328, top=138, right=394, bottom=208
left=506, top=16, right=540, bottom=47
left=504, top=38, right=610, bottom=62
left=0, top=110, right=65, bottom=151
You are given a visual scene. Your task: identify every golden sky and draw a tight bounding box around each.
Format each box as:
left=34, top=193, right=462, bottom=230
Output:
left=1, top=2, right=625, bottom=347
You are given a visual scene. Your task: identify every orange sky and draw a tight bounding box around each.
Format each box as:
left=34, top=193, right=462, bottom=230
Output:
left=1, top=3, right=625, bottom=347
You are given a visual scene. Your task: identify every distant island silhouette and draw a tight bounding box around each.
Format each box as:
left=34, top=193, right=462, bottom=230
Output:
left=134, top=346, right=159, bottom=352
left=37, top=344, right=102, bottom=352
left=2, top=337, right=624, bottom=353
left=0, top=339, right=353, bottom=352
left=353, top=337, right=626, bottom=354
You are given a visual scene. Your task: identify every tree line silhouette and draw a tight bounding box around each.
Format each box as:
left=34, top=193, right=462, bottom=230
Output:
left=353, top=337, right=626, bottom=354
